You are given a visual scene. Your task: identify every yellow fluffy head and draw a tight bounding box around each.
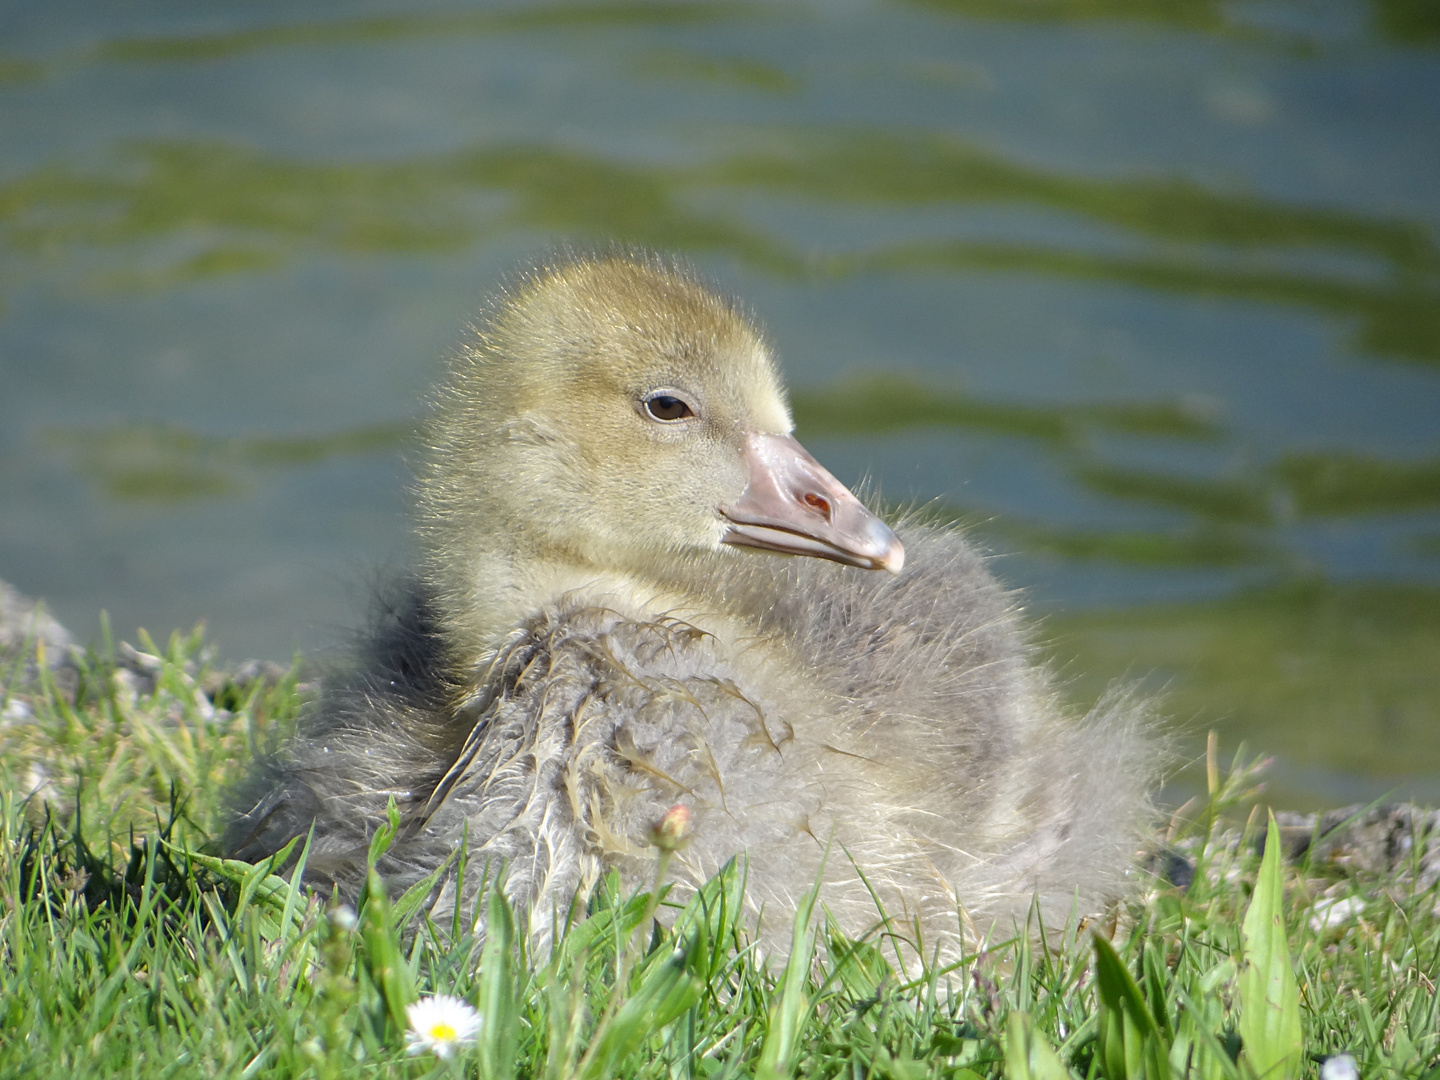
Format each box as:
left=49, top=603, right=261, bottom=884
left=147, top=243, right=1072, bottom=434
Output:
left=419, top=254, right=792, bottom=605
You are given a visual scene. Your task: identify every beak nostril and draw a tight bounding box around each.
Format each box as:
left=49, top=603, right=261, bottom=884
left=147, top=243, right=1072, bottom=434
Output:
left=802, top=492, right=832, bottom=520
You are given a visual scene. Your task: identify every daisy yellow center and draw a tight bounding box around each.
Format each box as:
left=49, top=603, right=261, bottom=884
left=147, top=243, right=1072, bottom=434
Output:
left=429, top=1022, right=457, bottom=1041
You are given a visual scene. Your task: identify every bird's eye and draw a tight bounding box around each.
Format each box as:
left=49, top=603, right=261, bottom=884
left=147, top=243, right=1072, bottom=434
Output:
left=643, top=394, right=695, bottom=422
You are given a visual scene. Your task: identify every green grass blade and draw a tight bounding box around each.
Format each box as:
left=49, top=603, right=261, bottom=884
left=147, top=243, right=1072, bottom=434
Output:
left=359, top=867, right=417, bottom=1037
left=577, top=937, right=703, bottom=1080
left=661, top=856, right=744, bottom=975
left=1005, top=1010, right=1075, bottom=1080
left=826, top=923, right=896, bottom=1001
left=1093, top=933, right=1172, bottom=1080
left=165, top=836, right=301, bottom=911
left=477, top=881, right=520, bottom=1080
left=366, top=797, right=402, bottom=868
left=1238, top=813, right=1303, bottom=1080
left=390, top=847, right=455, bottom=928
left=755, top=883, right=819, bottom=1080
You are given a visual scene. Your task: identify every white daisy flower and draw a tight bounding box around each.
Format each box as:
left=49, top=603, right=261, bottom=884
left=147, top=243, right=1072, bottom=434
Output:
left=404, top=995, right=481, bottom=1059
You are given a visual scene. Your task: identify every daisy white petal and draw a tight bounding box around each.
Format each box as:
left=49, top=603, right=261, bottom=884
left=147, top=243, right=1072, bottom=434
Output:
left=404, top=994, right=481, bottom=1059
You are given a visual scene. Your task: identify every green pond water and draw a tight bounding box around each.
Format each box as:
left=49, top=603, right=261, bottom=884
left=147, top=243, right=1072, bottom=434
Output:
left=1, top=0, right=1438, bottom=808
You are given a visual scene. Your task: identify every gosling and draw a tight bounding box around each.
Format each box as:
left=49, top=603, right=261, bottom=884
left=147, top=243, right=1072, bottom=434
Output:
left=227, top=252, right=1158, bottom=955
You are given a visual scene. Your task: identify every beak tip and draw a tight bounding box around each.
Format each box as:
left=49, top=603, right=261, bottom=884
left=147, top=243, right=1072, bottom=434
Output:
left=864, top=519, right=905, bottom=575
left=875, top=535, right=905, bottom=575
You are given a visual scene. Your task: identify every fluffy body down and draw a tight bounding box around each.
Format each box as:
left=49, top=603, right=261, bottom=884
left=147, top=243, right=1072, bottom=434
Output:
left=230, top=524, right=1154, bottom=953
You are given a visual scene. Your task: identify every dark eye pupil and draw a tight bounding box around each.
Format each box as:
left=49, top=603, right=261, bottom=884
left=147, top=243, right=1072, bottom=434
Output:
left=646, top=396, right=691, bottom=421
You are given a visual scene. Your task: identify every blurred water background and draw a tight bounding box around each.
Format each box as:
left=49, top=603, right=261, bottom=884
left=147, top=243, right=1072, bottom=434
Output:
left=2, top=0, right=1438, bottom=808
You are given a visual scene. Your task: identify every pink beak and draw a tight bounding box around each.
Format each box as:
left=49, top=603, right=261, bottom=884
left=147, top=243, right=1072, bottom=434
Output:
left=720, top=432, right=905, bottom=574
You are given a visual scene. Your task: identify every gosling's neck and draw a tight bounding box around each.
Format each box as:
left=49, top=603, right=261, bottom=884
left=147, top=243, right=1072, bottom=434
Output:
left=425, top=531, right=754, bottom=671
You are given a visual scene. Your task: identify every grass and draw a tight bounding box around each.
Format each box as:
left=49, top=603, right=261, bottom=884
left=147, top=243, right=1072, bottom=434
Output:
left=3, top=627, right=1439, bottom=1079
